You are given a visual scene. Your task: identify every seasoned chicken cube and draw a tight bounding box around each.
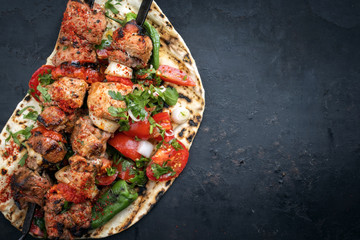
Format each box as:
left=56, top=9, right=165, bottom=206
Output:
left=42, top=77, right=88, bottom=113
left=53, top=43, right=97, bottom=66
left=37, top=106, right=83, bottom=133
left=71, top=116, right=111, bottom=158
left=61, top=1, right=106, bottom=45
left=27, top=127, right=67, bottom=164
left=109, top=20, right=153, bottom=68
left=11, top=167, right=51, bottom=208
left=87, top=82, right=132, bottom=121
left=55, top=155, right=101, bottom=200
left=45, top=188, right=91, bottom=239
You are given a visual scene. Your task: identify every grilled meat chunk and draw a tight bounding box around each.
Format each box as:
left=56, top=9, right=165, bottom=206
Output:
left=45, top=188, right=91, bottom=239
left=61, top=1, right=106, bottom=45
left=37, top=106, right=67, bottom=131
left=54, top=43, right=97, bottom=66
left=71, top=116, right=111, bottom=158
left=37, top=106, right=83, bottom=133
left=11, top=167, right=51, bottom=208
left=42, top=77, right=88, bottom=113
left=109, top=20, right=153, bottom=68
left=55, top=155, right=101, bottom=199
left=52, top=62, right=104, bottom=84
left=87, top=82, right=132, bottom=121
left=27, top=129, right=67, bottom=164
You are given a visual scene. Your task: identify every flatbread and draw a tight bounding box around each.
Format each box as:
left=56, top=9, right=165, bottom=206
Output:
left=0, top=0, right=205, bottom=238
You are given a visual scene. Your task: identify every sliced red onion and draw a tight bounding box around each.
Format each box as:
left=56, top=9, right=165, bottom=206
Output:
left=128, top=109, right=141, bottom=122
left=165, top=129, right=174, bottom=136
left=137, top=140, right=154, bottom=158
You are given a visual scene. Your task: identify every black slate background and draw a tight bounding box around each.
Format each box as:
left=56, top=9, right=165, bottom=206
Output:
left=1, top=0, right=360, bottom=239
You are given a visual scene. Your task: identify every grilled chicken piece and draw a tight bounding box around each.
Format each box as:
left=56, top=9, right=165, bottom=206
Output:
left=55, top=155, right=101, bottom=199
left=109, top=20, right=153, bottom=68
left=11, top=167, right=51, bottom=208
left=45, top=188, right=91, bottom=239
left=87, top=82, right=132, bottom=121
left=54, top=43, right=97, bottom=66
left=61, top=0, right=106, bottom=45
left=37, top=106, right=67, bottom=131
left=52, top=62, right=104, bottom=84
left=27, top=129, right=67, bottom=164
left=37, top=106, right=83, bottom=133
left=42, top=77, right=88, bottom=113
left=71, top=116, right=111, bottom=158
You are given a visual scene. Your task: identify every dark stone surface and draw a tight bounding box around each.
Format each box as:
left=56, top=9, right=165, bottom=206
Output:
left=1, top=0, right=360, bottom=239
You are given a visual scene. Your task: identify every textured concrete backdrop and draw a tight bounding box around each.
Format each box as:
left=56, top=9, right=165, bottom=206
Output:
left=1, top=0, right=360, bottom=239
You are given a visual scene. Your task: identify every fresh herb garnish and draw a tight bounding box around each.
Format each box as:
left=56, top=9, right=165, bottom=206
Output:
left=76, top=139, right=84, bottom=145
left=24, top=111, right=39, bottom=121
left=106, top=167, right=117, bottom=176
left=108, top=90, right=125, bottom=101
left=18, top=152, right=28, bottom=166
left=61, top=201, right=72, bottom=214
left=151, top=161, right=176, bottom=179
left=163, top=87, right=179, bottom=106
left=38, top=70, right=54, bottom=86
left=5, top=125, right=34, bottom=146
left=37, top=85, right=52, bottom=102
left=169, top=139, right=183, bottom=151
left=18, top=106, right=34, bottom=115
left=135, top=156, right=150, bottom=168
left=105, top=0, right=119, bottom=14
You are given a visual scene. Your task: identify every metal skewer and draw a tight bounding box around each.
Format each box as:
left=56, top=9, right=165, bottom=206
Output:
left=136, top=0, right=154, bottom=26
left=18, top=203, right=36, bottom=240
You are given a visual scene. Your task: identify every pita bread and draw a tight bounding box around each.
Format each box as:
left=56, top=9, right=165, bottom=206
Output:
left=0, top=0, right=205, bottom=238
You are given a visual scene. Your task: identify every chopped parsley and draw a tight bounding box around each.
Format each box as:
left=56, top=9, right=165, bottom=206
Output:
left=24, top=111, right=39, bottom=121
left=169, top=139, right=183, bottom=151
left=6, top=125, right=34, bottom=146
left=18, top=152, right=28, bottom=167
left=151, top=161, right=176, bottom=179
left=76, top=139, right=84, bottom=145
left=37, top=85, right=52, bottom=102
left=106, top=167, right=117, bottom=176
left=18, top=106, right=34, bottom=115
left=38, top=70, right=54, bottom=86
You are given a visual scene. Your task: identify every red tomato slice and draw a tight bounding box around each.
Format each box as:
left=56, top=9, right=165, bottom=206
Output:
left=106, top=75, right=134, bottom=86
left=108, top=133, right=141, bottom=161
left=31, top=126, right=67, bottom=143
left=29, top=65, right=54, bottom=101
left=96, top=172, right=118, bottom=186
left=156, top=65, right=196, bottom=86
left=123, top=119, right=151, bottom=140
left=152, top=112, right=173, bottom=141
left=146, top=140, right=189, bottom=181
left=115, top=162, right=136, bottom=182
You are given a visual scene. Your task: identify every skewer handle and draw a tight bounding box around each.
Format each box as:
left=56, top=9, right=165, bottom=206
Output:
left=136, top=0, right=154, bottom=26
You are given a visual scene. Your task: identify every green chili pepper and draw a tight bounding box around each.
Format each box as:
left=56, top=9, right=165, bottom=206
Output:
left=125, top=13, right=160, bottom=69
left=91, top=180, right=138, bottom=229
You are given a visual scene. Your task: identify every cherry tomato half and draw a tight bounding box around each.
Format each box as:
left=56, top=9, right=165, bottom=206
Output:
left=29, top=65, right=54, bottom=101
left=96, top=172, right=118, bottom=186
left=156, top=65, right=196, bottom=86
left=114, top=161, right=136, bottom=182
left=146, top=140, right=189, bottom=181
left=108, top=133, right=141, bottom=161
